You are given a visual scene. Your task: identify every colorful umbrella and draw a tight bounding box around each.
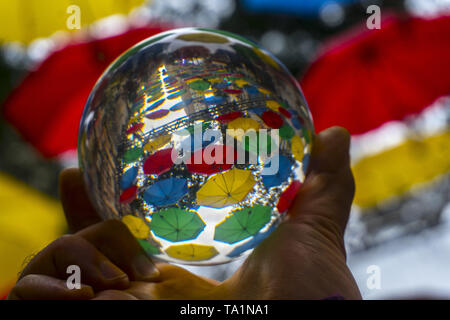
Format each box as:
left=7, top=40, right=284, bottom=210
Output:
left=121, top=215, right=150, bottom=239
left=227, top=117, right=260, bottom=140
left=165, top=243, right=219, bottom=261
left=0, top=173, right=66, bottom=296
left=216, top=111, right=243, bottom=123
left=291, top=135, right=305, bottom=162
left=143, top=134, right=172, bottom=153
left=276, top=180, right=302, bottom=213
left=242, top=0, right=356, bottom=17
left=186, top=145, right=237, bottom=175
left=214, top=205, right=272, bottom=244
left=143, top=148, right=174, bottom=175
left=261, top=110, right=284, bottom=129
left=2, top=25, right=169, bottom=158
left=138, top=239, right=162, bottom=255
left=150, top=208, right=206, bottom=242
left=301, top=15, right=450, bottom=135
left=120, top=166, right=139, bottom=189
left=0, top=0, right=146, bottom=43
left=119, top=185, right=138, bottom=204
left=196, top=169, right=256, bottom=208
left=353, top=130, right=450, bottom=208
left=143, top=177, right=188, bottom=207
left=227, top=223, right=278, bottom=258
left=261, top=155, right=292, bottom=189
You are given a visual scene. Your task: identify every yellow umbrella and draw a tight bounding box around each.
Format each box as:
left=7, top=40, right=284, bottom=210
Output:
left=165, top=243, right=219, bottom=261
left=121, top=215, right=150, bottom=239
left=197, top=169, right=256, bottom=208
left=0, top=0, right=146, bottom=44
left=143, top=134, right=171, bottom=153
left=353, top=131, right=450, bottom=208
left=291, top=135, right=305, bottom=162
left=266, top=100, right=281, bottom=112
left=0, top=173, right=66, bottom=294
left=227, top=117, right=260, bottom=141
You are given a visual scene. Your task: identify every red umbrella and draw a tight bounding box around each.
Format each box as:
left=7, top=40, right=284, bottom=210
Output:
left=186, top=145, right=237, bottom=175
left=2, top=25, right=169, bottom=158
left=300, top=15, right=450, bottom=135
left=143, top=148, right=174, bottom=175
left=277, top=180, right=301, bottom=213
left=261, top=110, right=284, bottom=129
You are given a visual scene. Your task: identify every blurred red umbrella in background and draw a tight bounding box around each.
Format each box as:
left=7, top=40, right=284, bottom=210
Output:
left=2, top=25, right=169, bottom=158
left=300, top=15, right=450, bottom=135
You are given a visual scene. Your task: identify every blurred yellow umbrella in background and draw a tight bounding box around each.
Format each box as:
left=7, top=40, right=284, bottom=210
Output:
left=353, top=130, right=450, bottom=209
left=0, top=173, right=66, bottom=295
left=0, top=0, right=146, bottom=44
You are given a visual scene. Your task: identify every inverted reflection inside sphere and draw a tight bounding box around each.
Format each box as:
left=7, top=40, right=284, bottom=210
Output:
left=78, top=28, right=315, bottom=265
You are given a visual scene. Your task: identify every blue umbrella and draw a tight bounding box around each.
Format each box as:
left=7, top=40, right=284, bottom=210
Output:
left=143, top=177, right=188, bottom=207
left=227, top=223, right=278, bottom=258
left=120, top=166, right=138, bottom=190
left=242, top=0, right=356, bottom=17
left=302, top=153, right=311, bottom=176
left=261, top=154, right=292, bottom=189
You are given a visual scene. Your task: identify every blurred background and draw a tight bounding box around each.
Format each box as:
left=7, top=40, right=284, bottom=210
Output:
left=0, top=0, right=449, bottom=299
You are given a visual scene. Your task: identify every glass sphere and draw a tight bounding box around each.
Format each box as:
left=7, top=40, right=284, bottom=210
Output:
left=78, top=28, right=314, bottom=265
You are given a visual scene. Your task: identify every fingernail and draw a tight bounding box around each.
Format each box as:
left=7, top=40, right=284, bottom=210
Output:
left=99, top=260, right=128, bottom=281
left=132, top=254, right=160, bottom=280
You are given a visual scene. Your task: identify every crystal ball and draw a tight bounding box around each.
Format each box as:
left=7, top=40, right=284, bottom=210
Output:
left=78, top=28, right=314, bottom=265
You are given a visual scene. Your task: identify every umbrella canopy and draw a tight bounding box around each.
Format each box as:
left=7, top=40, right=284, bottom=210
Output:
left=119, top=185, right=138, bottom=204
left=120, top=166, right=139, bottom=190
left=0, top=0, right=146, bottom=43
left=138, top=239, right=162, bottom=255
left=150, top=208, right=206, bottom=242
left=261, top=155, right=292, bottom=189
left=143, top=177, right=188, bottom=207
left=196, top=169, right=256, bottom=208
left=165, top=243, right=219, bottom=261
left=261, top=110, right=284, bottom=129
left=276, top=180, right=302, bottom=213
left=121, top=215, right=150, bottom=239
left=0, top=173, right=66, bottom=296
left=291, top=135, right=305, bottom=162
left=227, top=117, right=260, bottom=140
left=301, top=15, right=450, bottom=135
left=143, top=148, right=174, bottom=175
left=227, top=223, right=278, bottom=258
left=242, top=0, right=356, bottom=18
left=2, top=25, right=168, bottom=158
left=353, top=130, right=450, bottom=208
left=214, top=205, right=272, bottom=244
left=186, top=145, right=237, bottom=175
left=143, top=134, right=172, bottom=153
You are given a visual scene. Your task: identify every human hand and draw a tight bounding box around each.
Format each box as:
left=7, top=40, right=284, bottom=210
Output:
left=8, top=126, right=361, bottom=300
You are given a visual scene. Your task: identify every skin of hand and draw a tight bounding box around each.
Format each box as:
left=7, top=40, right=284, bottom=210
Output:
left=7, top=126, right=361, bottom=300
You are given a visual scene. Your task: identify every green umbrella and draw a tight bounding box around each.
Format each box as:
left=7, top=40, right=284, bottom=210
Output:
left=123, top=147, right=143, bottom=164
left=138, top=239, right=162, bottom=255
left=150, top=208, right=206, bottom=242
left=214, top=205, right=272, bottom=244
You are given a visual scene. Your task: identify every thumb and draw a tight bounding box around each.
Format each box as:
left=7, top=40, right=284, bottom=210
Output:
left=59, top=168, right=102, bottom=233
left=286, top=126, right=355, bottom=239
